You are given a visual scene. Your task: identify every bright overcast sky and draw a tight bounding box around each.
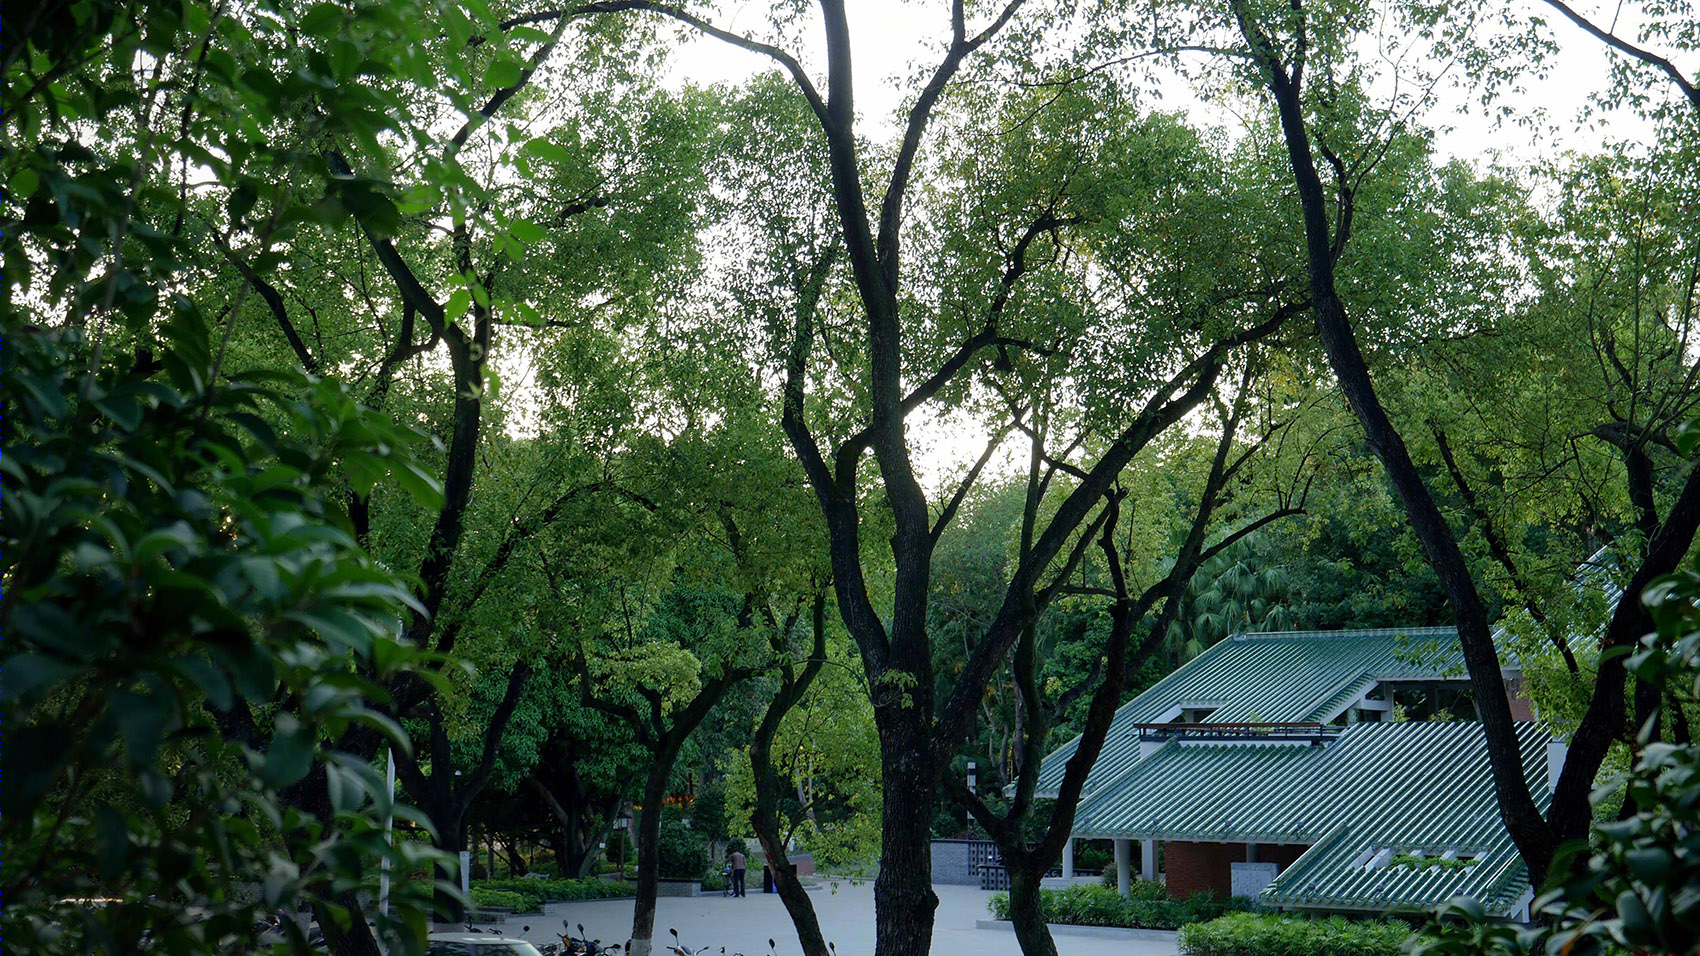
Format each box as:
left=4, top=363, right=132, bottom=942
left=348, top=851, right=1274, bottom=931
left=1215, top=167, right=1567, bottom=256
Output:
left=656, top=0, right=1662, bottom=164
left=640, top=1, right=1671, bottom=489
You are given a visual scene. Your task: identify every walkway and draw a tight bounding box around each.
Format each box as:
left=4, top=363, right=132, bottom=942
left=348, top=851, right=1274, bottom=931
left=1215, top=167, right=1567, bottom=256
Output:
left=482, top=882, right=1180, bottom=956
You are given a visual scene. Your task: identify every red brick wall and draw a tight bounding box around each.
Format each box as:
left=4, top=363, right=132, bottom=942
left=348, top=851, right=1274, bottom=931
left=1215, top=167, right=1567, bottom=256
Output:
left=1164, top=841, right=1240, bottom=898
left=1253, top=842, right=1308, bottom=869
left=1506, top=678, right=1536, bottom=722
left=1163, top=841, right=1310, bottom=899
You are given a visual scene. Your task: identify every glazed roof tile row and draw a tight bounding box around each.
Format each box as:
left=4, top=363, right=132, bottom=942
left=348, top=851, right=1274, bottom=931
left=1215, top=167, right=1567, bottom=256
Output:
left=1036, top=627, right=1474, bottom=797
left=1069, top=721, right=1549, bottom=912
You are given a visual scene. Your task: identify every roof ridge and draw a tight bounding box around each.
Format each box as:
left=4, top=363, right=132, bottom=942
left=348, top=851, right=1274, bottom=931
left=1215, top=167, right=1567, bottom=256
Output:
left=1231, top=626, right=1458, bottom=642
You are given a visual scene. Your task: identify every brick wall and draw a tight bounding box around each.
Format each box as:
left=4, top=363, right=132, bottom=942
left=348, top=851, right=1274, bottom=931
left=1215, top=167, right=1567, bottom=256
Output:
left=1164, top=841, right=1310, bottom=899
left=1253, top=842, right=1308, bottom=869
left=1164, top=841, right=1241, bottom=898
left=1506, top=677, right=1536, bottom=722
left=930, top=840, right=996, bottom=885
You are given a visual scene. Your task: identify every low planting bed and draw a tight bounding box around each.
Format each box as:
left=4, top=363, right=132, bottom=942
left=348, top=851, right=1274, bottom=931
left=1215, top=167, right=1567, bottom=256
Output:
left=987, top=884, right=1254, bottom=930
left=1178, top=912, right=1426, bottom=956
left=469, top=878, right=636, bottom=912
left=469, top=888, right=529, bottom=912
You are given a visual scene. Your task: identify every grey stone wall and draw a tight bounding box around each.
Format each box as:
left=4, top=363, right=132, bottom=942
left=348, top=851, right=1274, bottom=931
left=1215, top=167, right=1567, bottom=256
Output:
left=1230, top=862, right=1279, bottom=900
left=931, top=840, right=997, bottom=886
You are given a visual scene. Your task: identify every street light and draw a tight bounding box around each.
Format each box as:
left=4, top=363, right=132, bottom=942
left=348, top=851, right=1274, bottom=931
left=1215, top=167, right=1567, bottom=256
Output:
left=614, top=811, right=631, bottom=879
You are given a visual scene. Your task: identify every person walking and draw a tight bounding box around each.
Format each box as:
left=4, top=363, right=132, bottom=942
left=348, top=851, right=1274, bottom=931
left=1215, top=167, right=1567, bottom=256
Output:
left=729, top=848, right=747, bottom=898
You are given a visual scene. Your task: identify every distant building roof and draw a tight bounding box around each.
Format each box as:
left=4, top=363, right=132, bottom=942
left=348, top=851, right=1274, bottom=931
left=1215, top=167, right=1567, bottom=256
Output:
left=1036, top=627, right=1481, bottom=798
left=1071, top=721, right=1549, bottom=915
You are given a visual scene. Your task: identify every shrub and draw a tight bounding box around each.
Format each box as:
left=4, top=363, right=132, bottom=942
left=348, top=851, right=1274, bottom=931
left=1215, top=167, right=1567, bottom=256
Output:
left=657, top=817, right=710, bottom=879
left=701, top=871, right=725, bottom=892
left=469, top=878, right=636, bottom=912
left=986, top=884, right=1252, bottom=930
left=1075, top=841, right=1113, bottom=873
left=469, top=889, right=530, bottom=912
left=1178, top=912, right=1419, bottom=956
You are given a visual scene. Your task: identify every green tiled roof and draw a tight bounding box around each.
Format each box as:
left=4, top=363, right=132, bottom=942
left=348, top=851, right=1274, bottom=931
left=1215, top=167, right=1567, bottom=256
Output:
left=1069, top=721, right=1550, bottom=915
left=1037, top=627, right=1474, bottom=797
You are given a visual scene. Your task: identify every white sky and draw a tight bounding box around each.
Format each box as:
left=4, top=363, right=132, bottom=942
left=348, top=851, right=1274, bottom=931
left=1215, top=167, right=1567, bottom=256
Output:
left=657, top=0, right=1663, bottom=162
left=638, top=1, right=1675, bottom=489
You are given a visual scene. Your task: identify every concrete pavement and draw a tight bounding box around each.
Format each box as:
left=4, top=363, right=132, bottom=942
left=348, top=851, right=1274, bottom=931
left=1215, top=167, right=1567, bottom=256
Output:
left=482, top=881, right=1180, bottom=956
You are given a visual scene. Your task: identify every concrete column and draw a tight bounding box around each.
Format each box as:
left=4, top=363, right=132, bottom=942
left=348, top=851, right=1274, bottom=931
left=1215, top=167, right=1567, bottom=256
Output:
left=1115, top=839, right=1131, bottom=896
left=1141, top=839, right=1156, bottom=881
left=1061, top=837, right=1075, bottom=879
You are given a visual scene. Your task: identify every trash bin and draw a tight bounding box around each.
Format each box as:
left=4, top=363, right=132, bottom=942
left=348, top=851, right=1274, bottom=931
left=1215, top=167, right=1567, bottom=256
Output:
left=762, top=864, right=774, bottom=893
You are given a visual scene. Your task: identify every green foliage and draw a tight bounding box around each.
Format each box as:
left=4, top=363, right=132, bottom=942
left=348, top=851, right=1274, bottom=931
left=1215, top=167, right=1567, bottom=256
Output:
left=1410, top=562, right=1700, bottom=956
left=468, top=889, right=530, bottom=912
left=2, top=0, right=477, bottom=949
left=1165, top=538, right=1292, bottom=661
left=657, top=813, right=710, bottom=880
left=701, top=871, right=726, bottom=892
left=469, top=879, right=633, bottom=911
left=1179, top=912, right=1420, bottom=956
left=987, top=884, right=1248, bottom=930
left=1, top=315, right=448, bottom=954
left=1390, top=855, right=1478, bottom=872
left=692, top=780, right=730, bottom=845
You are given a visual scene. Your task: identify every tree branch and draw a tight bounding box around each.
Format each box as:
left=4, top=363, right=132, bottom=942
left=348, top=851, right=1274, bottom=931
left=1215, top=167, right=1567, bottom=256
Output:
left=1540, top=0, right=1700, bottom=112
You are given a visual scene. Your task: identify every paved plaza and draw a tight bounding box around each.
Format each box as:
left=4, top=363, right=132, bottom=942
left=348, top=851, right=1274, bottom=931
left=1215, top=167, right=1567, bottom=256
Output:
left=483, top=882, right=1180, bottom=956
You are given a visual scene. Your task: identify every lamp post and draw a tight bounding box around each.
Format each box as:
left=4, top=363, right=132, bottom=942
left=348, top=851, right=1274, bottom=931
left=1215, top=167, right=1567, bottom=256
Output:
left=454, top=770, right=469, bottom=901
left=380, top=747, right=395, bottom=918
left=614, top=811, right=631, bottom=879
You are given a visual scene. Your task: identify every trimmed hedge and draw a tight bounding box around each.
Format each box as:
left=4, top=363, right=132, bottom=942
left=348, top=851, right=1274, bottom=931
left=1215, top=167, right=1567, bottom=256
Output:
left=987, top=884, right=1253, bottom=930
left=469, top=888, right=529, bottom=911
left=469, top=878, right=635, bottom=912
left=1178, top=912, right=1423, bottom=956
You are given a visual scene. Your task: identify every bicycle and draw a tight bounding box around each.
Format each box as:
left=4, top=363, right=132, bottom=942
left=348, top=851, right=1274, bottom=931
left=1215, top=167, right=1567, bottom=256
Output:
left=720, top=864, right=733, bottom=897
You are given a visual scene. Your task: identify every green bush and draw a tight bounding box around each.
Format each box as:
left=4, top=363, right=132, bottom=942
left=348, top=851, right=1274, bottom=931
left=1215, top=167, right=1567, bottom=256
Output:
left=1178, top=912, right=1419, bottom=956
left=469, top=878, right=636, bottom=912
left=469, top=889, right=530, bottom=912
left=987, top=884, right=1251, bottom=930
left=1075, top=841, right=1113, bottom=873
left=701, top=871, right=726, bottom=892
left=657, top=817, right=710, bottom=879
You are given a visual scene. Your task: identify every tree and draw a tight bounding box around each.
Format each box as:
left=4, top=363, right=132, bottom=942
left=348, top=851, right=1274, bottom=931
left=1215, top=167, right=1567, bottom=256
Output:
left=194, top=11, right=714, bottom=918
left=1201, top=0, right=1700, bottom=883
left=3, top=2, right=489, bottom=952
left=570, top=8, right=1305, bottom=952
left=947, top=361, right=1314, bottom=956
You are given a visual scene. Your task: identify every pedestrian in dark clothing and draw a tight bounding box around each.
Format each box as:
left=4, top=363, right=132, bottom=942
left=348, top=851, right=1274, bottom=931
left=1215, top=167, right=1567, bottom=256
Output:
left=730, top=849, right=747, bottom=897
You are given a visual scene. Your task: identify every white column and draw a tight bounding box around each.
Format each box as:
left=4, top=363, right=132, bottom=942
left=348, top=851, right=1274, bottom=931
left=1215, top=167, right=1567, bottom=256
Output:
left=1141, top=839, right=1156, bottom=881
left=1115, top=839, right=1131, bottom=897
left=1061, top=836, right=1075, bottom=879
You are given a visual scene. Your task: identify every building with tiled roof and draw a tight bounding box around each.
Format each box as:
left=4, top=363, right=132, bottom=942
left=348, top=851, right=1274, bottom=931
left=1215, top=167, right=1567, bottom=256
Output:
left=1036, top=627, right=1557, bottom=918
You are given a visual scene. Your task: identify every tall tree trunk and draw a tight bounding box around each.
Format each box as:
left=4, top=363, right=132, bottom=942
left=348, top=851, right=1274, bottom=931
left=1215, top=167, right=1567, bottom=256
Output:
left=628, top=768, right=669, bottom=956
left=1006, top=866, right=1057, bottom=956
left=1228, top=0, right=1556, bottom=882
left=751, top=596, right=832, bottom=956
left=279, top=758, right=388, bottom=956
left=873, top=711, right=939, bottom=956
left=433, top=813, right=469, bottom=923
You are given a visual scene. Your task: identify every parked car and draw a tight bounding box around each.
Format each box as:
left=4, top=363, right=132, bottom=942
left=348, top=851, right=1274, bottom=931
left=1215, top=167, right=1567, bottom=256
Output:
left=426, top=932, right=559, bottom=956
